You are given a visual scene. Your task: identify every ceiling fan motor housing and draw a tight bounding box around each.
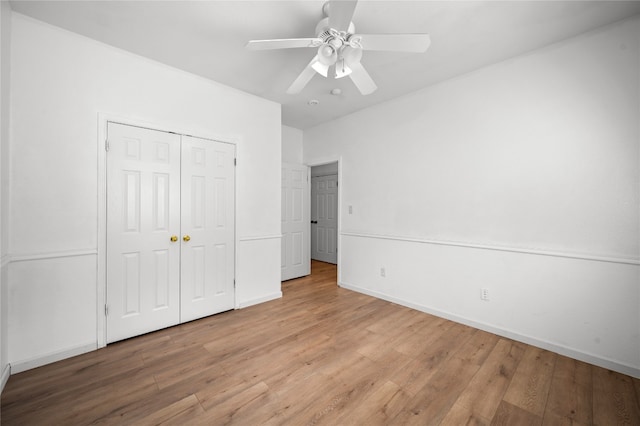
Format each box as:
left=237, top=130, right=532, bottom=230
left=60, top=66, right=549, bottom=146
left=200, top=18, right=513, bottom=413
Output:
left=315, top=17, right=355, bottom=40
left=315, top=17, right=358, bottom=67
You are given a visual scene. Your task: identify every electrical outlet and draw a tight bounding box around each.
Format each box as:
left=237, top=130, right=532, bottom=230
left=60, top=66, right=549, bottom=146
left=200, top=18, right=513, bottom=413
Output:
left=348, top=205, right=353, bottom=214
left=380, top=267, right=386, bottom=277
left=481, top=288, right=489, bottom=301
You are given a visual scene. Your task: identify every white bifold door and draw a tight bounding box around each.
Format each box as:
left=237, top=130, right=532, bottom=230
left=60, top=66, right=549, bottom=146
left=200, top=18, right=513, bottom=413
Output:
left=106, top=122, right=235, bottom=343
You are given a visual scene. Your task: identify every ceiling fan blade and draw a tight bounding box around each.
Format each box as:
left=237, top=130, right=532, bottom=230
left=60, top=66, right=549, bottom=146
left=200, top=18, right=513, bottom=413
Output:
left=328, top=0, right=358, bottom=32
left=348, top=61, right=377, bottom=95
left=355, top=34, right=431, bottom=52
left=246, top=38, right=322, bottom=50
left=287, top=56, right=319, bottom=94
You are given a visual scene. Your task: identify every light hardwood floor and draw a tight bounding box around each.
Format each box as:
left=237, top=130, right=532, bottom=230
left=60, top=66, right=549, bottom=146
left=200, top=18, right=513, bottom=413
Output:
left=2, top=260, right=639, bottom=425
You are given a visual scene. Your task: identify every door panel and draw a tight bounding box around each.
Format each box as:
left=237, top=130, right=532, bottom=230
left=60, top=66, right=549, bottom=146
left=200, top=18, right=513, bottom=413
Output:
left=180, top=135, right=235, bottom=323
left=106, top=122, right=181, bottom=343
left=281, top=163, right=310, bottom=281
left=311, top=174, right=338, bottom=264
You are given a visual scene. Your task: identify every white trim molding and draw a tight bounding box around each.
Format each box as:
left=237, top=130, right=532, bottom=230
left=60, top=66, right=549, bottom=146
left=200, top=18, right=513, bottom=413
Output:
left=238, top=234, right=283, bottom=242
left=1, top=363, right=10, bottom=392
left=236, top=291, right=282, bottom=309
left=341, top=231, right=640, bottom=266
left=339, top=280, right=640, bottom=379
left=9, top=248, right=97, bottom=263
left=10, top=342, right=97, bottom=374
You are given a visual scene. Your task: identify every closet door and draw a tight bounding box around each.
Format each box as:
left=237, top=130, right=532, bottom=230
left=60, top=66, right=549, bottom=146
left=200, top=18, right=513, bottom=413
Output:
left=180, top=136, right=236, bottom=322
left=106, top=122, right=181, bottom=343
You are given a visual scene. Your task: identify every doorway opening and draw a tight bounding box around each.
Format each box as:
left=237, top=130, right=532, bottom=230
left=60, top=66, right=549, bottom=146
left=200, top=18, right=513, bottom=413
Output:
left=310, top=162, right=338, bottom=265
left=280, top=159, right=341, bottom=286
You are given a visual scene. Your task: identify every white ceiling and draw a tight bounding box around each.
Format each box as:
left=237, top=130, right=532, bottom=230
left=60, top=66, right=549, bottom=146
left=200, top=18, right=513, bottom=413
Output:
left=9, top=0, right=640, bottom=129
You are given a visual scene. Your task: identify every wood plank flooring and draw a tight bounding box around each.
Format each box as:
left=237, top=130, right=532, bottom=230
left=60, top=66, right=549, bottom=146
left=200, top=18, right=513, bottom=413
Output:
left=2, top=260, right=639, bottom=425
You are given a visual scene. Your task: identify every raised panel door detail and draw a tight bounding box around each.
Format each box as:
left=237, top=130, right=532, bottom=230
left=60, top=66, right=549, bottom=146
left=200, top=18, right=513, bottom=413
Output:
left=191, top=245, right=206, bottom=301
left=214, top=244, right=226, bottom=295
left=281, top=164, right=310, bottom=281
left=292, top=188, right=303, bottom=222
left=154, top=142, right=170, bottom=164
left=123, top=252, right=141, bottom=317
left=125, top=137, right=141, bottom=160
left=153, top=249, right=170, bottom=309
left=107, top=122, right=181, bottom=344
left=318, top=194, right=326, bottom=220
left=317, top=228, right=326, bottom=254
left=214, top=178, right=226, bottom=228
left=191, top=175, right=206, bottom=229
left=215, top=150, right=226, bottom=168
left=192, top=147, right=206, bottom=167
left=124, top=171, right=140, bottom=233
left=180, top=135, right=235, bottom=323
left=292, top=232, right=303, bottom=265
left=153, top=173, right=170, bottom=231
left=327, top=194, right=336, bottom=221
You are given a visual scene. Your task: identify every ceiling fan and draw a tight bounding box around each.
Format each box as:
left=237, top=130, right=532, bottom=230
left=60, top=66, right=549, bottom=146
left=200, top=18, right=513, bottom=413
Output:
left=245, top=0, right=431, bottom=95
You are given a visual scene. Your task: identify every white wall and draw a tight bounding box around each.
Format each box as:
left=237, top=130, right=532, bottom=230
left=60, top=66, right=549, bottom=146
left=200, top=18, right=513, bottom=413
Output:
left=8, top=13, right=282, bottom=372
left=0, top=0, right=12, bottom=390
left=282, top=124, right=303, bottom=164
left=304, top=17, right=640, bottom=377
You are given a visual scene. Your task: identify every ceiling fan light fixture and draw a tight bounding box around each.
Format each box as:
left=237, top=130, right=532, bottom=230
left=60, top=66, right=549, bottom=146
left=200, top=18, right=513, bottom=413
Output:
left=246, top=0, right=431, bottom=95
left=342, top=45, right=363, bottom=65
left=335, top=58, right=352, bottom=79
left=317, top=45, right=337, bottom=65
left=311, top=59, right=330, bottom=77
left=313, top=44, right=338, bottom=78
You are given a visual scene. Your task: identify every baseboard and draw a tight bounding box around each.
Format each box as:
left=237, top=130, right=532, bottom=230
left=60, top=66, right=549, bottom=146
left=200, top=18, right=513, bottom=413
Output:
left=236, top=291, right=282, bottom=309
left=340, top=281, right=640, bottom=379
left=1, top=363, right=10, bottom=393
left=10, top=342, right=97, bottom=374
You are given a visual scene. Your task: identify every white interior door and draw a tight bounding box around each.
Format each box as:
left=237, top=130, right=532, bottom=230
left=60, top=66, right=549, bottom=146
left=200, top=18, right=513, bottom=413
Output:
left=281, top=163, right=310, bottom=281
left=106, top=122, right=181, bottom=343
left=311, top=174, right=338, bottom=264
left=180, top=135, right=236, bottom=322
left=106, top=123, right=236, bottom=342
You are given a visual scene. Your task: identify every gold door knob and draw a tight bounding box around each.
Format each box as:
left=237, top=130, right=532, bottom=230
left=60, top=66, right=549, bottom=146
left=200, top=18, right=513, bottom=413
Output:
left=183, top=235, right=191, bottom=242
left=170, top=235, right=178, bottom=242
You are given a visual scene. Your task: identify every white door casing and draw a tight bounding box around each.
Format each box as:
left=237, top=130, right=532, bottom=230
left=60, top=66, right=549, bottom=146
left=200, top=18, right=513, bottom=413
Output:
left=180, top=135, right=235, bottom=322
left=281, top=163, right=310, bottom=281
left=311, top=174, right=338, bottom=264
left=106, top=122, right=236, bottom=343
left=106, top=122, right=181, bottom=343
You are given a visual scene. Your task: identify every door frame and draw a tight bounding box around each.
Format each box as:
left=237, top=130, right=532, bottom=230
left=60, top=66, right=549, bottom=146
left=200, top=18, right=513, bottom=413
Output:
left=305, top=157, right=342, bottom=284
left=97, top=113, right=239, bottom=348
